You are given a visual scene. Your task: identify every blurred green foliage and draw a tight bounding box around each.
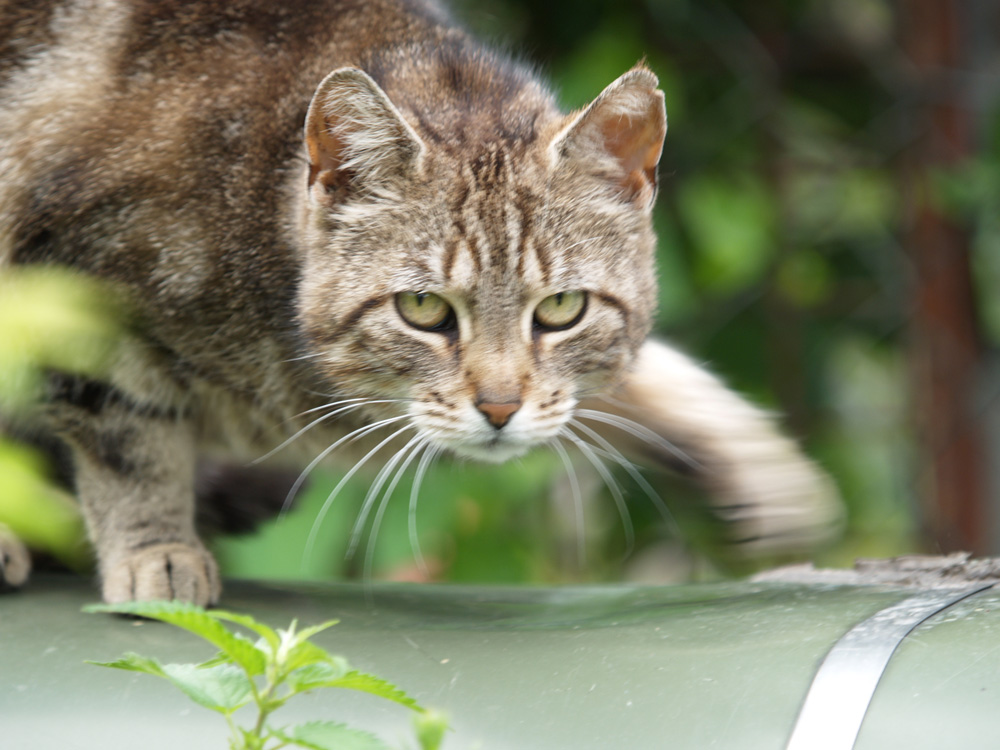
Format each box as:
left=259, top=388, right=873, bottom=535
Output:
left=0, top=268, right=118, bottom=404
left=0, top=268, right=118, bottom=570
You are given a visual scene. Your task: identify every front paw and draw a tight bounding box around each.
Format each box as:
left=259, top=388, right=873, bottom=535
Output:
left=0, top=526, right=31, bottom=589
left=102, top=542, right=221, bottom=606
left=711, top=451, right=844, bottom=556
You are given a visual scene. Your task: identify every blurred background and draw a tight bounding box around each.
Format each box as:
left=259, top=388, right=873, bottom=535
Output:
left=2, top=0, right=998, bottom=586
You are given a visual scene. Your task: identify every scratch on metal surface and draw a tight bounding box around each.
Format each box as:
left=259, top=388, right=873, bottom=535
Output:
left=932, top=641, right=1000, bottom=690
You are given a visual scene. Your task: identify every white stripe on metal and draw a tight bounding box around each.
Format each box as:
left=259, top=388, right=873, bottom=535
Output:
left=785, top=584, right=995, bottom=750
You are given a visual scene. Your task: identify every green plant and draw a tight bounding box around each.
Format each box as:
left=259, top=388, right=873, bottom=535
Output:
left=0, top=267, right=120, bottom=568
left=85, top=601, right=448, bottom=750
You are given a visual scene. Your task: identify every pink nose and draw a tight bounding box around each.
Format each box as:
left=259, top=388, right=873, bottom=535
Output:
left=476, top=400, right=521, bottom=429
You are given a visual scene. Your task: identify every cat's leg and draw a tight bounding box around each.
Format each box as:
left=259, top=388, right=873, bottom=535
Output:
left=0, top=523, right=31, bottom=588
left=51, top=376, right=220, bottom=605
left=580, top=338, right=843, bottom=555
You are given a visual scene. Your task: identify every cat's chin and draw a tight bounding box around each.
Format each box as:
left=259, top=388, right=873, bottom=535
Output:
left=444, top=439, right=534, bottom=465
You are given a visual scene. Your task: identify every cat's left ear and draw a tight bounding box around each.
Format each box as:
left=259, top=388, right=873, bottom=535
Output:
left=304, top=68, right=426, bottom=207
left=550, top=66, right=666, bottom=208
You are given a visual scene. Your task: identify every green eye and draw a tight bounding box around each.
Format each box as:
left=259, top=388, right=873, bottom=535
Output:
left=534, top=291, right=587, bottom=331
left=395, top=291, right=455, bottom=331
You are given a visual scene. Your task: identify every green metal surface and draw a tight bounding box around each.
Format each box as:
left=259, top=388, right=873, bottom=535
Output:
left=1, top=575, right=988, bottom=749
left=855, top=587, right=1000, bottom=749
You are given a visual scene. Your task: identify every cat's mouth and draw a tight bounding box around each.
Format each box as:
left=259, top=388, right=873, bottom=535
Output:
left=414, top=420, right=542, bottom=464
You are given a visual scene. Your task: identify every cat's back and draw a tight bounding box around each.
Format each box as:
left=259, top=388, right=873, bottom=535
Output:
left=0, top=0, right=451, bottom=121
left=0, top=0, right=454, bottom=276
left=0, top=0, right=557, bottom=409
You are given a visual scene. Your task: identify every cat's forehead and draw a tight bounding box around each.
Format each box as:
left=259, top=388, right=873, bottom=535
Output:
left=426, top=138, right=541, bottom=201
left=397, top=226, right=626, bottom=299
left=368, top=178, right=631, bottom=301
left=343, top=133, right=649, bottom=300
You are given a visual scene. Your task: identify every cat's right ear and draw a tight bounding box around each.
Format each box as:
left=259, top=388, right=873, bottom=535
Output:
left=304, top=68, right=426, bottom=207
left=549, top=66, right=666, bottom=209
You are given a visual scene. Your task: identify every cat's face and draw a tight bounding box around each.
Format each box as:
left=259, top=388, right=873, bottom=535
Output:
left=296, top=67, right=665, bottom=462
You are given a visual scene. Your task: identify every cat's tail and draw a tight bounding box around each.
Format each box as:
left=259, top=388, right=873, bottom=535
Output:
left=579, top=338, right=845, bottom=558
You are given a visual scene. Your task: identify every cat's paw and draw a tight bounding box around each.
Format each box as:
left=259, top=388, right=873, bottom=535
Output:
left=0, top=525, right=31, bottom=589
left=102, top=542, right=221, bottom=606
left=710, top=447, right=843, bottom=556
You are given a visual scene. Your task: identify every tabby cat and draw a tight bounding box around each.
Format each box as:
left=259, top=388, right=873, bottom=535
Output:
left=0, top=0, right=841, bottom=605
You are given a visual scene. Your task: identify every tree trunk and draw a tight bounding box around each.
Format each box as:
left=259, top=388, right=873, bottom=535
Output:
left=898, top=0, right=988, bottom=553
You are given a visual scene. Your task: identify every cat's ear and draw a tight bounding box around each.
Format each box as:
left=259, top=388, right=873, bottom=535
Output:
left=550, top=66, right=666, bottom=208
left=304, top=68, right=425, bottom=206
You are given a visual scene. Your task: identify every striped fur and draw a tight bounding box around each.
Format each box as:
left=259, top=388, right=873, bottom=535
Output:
left=0, top=0, right=841, bottom=603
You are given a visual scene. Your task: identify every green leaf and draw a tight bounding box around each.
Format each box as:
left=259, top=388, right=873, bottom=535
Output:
left=272, top=721, right=392, bottom=750
left=87, top=652, right=166, bottom=678
left=159, top=662, right=254, bottom=715
left=0, top=267, right=120, bottom=404
left=319, top=670, right=424, bottom=712
left=283, top=666, right=421, bottom=711
left=291, top=619, right=340, bottom=644
left=196, top=651, right=232, bottom=669
left=84, top=601, right=267, bottom=676
left=210, top=609, right=282, bottom=653
left=88, top=654, right=253, bottom=716
left=284, top=640, right=345, bottom=674
left=285, top=660, right=351, bottom=693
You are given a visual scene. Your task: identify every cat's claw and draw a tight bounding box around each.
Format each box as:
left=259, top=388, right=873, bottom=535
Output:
left=102, top=542, right=221, bottom=606
left=0, top=525, right=31, bottom=589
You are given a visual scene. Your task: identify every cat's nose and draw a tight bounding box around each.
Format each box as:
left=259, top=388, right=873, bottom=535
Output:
left=476, top=400, right=521, bottom=429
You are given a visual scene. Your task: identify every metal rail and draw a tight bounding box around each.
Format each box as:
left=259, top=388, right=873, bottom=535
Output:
left=785, top=583, right=996, bottom=750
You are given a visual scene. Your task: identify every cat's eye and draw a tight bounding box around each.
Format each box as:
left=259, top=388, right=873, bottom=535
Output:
left=395, top=291, right=455, bottom=332
left=534, top=291, right=587, bottom=331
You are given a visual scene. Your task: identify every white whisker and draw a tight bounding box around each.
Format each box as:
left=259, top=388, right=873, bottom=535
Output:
left=301, top=386, right=414, bottom=404
left=291, top=397, right=372, bottom=420
left=574, top=408, right=701, bottom=472
left=292, top=396, right=411, bottom=422
left=283, top=351, right=327, bottom=363
left=301, top=423, right=416, bottom=566
left=361, top=437, right=431, bottom=583
left=568, top=418, right=679, bottom=536
left=348, top=433, right=427, bottom=559
left=408, top=443, right=441, bottom=577
left=550, top=438, right=586, bottom=567
left=561, top=428, right=635, bottom=558
left=280, top=413, right=411, bottom=519
left=253, top=401, right=372, bottom=465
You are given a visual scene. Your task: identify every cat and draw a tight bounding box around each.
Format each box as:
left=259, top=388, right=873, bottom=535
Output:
left=0, top=0, right=842, bottom=605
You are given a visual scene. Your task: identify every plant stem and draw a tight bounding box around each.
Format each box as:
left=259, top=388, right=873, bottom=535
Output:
left=225, top=714, right=245, bottom=750
left=249, top=666, right=281, bottom=747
